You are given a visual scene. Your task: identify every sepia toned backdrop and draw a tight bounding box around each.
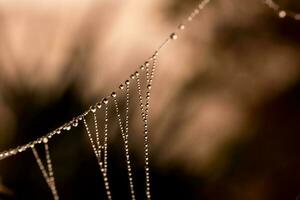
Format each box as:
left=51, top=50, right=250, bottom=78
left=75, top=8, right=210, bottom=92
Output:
left=0, top=0, right=300, bottom=199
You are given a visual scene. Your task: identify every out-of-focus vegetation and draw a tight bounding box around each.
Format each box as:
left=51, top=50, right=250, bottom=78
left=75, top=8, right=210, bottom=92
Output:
left=0, top=0, right=300, bottom=199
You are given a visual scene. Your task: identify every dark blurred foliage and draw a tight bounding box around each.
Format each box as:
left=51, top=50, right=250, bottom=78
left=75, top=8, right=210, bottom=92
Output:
left=0, top=0, right=300, bottom=200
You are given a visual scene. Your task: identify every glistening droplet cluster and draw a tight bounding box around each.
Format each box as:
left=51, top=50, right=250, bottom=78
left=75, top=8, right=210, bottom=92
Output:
left=0, top=1, right=213, bottom=199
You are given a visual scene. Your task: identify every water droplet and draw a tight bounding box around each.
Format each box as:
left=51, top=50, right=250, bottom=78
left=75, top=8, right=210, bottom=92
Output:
left=179, top=24, right=185, bottom=30
left=170, top=33, right=178, bottom=40
left=56, top=129, right=61, bottom=134
left=90, top=106, right=97, bottom=113
left=63, top=124, right=71, bottom=131
left=125, top=80, right=130, bottom=85
left=10, top=150, right=16, bottom=155
left=18, top=147, right=24, bottom=153
left=147, top=84, right=152, bottom=89
left=279, top=10, right=286, bottom=18
left=103, top=98, right=109, bottom=105
left=96, top=102, right=102, bottom=109
left=111, top=92, right=117, bottom=98
left=140, top=65, right=145, bottom=70
left=119, top=84, right=124, bottom=90
left=72, top=119, right=79, bottom=127
left=145, top=61, right=150, bottom=67
left=43, top=137, right=48, bottom=143
left=135, top=71, right=139, bottom=77
left=130, top=74, right=135, bottom=79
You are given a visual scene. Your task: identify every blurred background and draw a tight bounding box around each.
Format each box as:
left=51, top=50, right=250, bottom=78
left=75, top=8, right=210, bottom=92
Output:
left=0, top=0, right=300, bottom=199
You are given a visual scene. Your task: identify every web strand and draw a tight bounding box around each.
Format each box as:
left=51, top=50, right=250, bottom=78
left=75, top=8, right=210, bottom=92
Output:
left=136, top=54, right=157, bottom=199
left=263, top=0, right=300, bottom=20
left=112, top=83, right=136, bottom=200
left=83, top=106, right=112, bottom=200
left=0, top=0, right=214, bottom=199
left=32, top=141, right=59, bottom=200
left=0, top=0, right=212, bottom=161
left=1, top=0, right=297, bottom=198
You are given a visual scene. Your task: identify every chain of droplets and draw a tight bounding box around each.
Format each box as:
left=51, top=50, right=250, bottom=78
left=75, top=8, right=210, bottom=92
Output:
left=0, top=1, right=213, bottom=199
left=135, top=55, right=156, bottom=200
left=112, top=82, right=137, bottom=200
left=263, top=0, right=300, bottom=20
left=0, top=0, right=211, bottom=161
left=103, top=105, right=109, bottom=180
left=83, top=104, right=112, bottom=200
left=32, top=140, right=59, bottom=200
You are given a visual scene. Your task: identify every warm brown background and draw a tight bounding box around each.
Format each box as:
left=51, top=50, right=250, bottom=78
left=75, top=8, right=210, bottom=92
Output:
left=0, top=0, right=300, bottom=199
